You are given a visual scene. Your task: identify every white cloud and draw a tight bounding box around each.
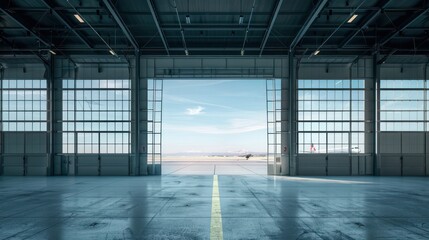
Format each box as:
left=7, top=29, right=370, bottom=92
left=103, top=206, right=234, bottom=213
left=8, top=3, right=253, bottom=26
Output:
left=164, top=95, right=236, bottom=110
left=186, top=106, right=205, bottom=115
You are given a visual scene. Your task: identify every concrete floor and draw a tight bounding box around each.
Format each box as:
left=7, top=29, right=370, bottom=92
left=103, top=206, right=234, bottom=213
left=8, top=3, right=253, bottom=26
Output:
left=1, top=167, right=429, bottom=239
left=162, top=160, right=267, bottom=175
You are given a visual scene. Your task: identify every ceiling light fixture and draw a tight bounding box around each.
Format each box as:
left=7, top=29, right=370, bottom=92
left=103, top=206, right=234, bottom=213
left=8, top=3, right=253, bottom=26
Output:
left=309, top=1, right=365, bottom=59
left=186, top=15, right=191, bottom=24
left=109, top=49, right=117, bottom=56
left=74, top=14, right=85, bottom=23
left=239, top=15, right=244, bottom=25
left=347, top=14, right=358, bottom=23
left=49, top=49, right=57, bottom=55
left=68, top=0, right=118, bottom=57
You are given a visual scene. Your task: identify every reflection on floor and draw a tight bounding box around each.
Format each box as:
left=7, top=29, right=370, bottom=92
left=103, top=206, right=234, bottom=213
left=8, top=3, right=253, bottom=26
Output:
left=1, top=175, right=429, bottom=239
left=162, top=160, right=267, bottom=175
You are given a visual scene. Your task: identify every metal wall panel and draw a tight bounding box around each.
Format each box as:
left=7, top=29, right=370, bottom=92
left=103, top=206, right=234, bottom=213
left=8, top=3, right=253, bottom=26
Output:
left=76, top=155, right=99, bottom=176
left=26, top=156, right=48, bottom=175
left=3, top=133, right=25, bottom=154
left=364, top=155, right=373, bottom=175
left=142, top=57, right=287, bottom=79
left=402, top=133, right=424, bottom=154
left=298, top=64, right=350, bottom=80
left=76, top=64, right=129, bottom=80
left=3, top=156, right=24, bottom=175
left=426, top=155, right=429, bottom=176
left=100, top=155, right=129, bottom=176
left=379, top=155, right=401, bottom=176
left=402, top=155, right=425, bottom=176
left=351, top=156, right=359, bottom=175
left=3, top=64, right=46, bottom=80
left=25, top=133, right=48, bottom=154
left=327, top=154, right=350, bottom=176
left=297, top=154, right=326, bottom=175
left=380, top=64, right=425, bottom=80
left=379, top=132, right=401, bottom=154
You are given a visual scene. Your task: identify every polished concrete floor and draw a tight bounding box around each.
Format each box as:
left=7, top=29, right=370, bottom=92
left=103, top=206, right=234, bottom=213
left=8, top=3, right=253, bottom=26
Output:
left=162, top=160, right=267, bottom=175
left=1, top=171, right=429, bottom=239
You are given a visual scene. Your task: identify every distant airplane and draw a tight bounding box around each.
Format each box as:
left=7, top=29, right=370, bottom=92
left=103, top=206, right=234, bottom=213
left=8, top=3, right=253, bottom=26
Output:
left=301, top=146, right=361, bottom=154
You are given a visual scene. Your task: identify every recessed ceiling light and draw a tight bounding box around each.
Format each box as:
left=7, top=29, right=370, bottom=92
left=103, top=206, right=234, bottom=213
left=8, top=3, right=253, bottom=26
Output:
left=314, top=50, right=320, bottom=55
left=109, top=49, right=117, bottom=56
left=74, top=14, right=84, bottom=23
left=347, top=14, right=358, bottom=23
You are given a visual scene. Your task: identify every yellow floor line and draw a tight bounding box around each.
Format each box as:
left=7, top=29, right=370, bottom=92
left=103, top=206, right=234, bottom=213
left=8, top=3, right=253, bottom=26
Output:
left=210, top=175, right=223, bottom=240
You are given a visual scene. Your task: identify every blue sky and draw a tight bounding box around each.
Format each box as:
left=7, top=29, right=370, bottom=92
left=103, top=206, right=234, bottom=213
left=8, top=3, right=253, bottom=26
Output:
left=163, top=80, right=267, bottom=154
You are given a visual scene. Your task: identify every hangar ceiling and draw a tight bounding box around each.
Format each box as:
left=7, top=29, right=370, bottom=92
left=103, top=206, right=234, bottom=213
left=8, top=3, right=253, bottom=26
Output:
left=0, top=0, right=428, bottom=59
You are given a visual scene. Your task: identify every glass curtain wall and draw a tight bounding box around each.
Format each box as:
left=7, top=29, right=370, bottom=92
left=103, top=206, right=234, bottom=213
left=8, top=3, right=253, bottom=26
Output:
left=297, top=79, right=366, bottom=154
left=62, top=79, right=131, bottom=154
left=380, top=80, right=426, bottom=131
left=1, top=79, right=47, bottom=131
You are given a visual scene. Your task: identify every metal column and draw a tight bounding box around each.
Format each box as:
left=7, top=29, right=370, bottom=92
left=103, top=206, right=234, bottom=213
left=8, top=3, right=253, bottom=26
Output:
left=137, top=56, right=149, bottom=175
left=133, top=51, right=141, bottom=175
left=288, top=52, right=297, bottom=176
left=280, top=76, right=289, bottom=175
left=373, top=54, right=380, bottom=175
left=0, top=65, right=3, bottom=175
left=47, top=56, right=55, bottom=175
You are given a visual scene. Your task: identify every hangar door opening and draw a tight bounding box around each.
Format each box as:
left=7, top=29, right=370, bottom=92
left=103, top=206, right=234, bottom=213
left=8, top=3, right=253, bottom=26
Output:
left=159, top=79, right=271, bottom=175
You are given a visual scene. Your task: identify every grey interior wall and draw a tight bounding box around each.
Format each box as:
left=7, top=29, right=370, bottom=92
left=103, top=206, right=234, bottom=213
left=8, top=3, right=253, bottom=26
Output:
left=1, top=64, right=48, bottom=176
left=2, top=132, right=48, bottom=175
left=0, top=66, right=3, bottom=175
left=379, top=132, right=426, bottom=176
left=140, top=57, right=287, bottom=79
left=380, top=64, right=426, bottom=80
left=76, top=63, right=130, bottom=80
left=3, top=63, right=46, bottom=80
left=379, top=63, right=427, bottom=176
left=1, top=56, right=429, bottom=176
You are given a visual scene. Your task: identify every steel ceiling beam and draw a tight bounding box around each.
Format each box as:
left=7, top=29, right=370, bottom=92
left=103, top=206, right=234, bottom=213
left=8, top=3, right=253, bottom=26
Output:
left=289, top=0, right=328, bottom=50
left=0, top=4, right=51, bottom=47
left=379, top=3, right=429, bottom=46
left=259, top=0, right=283, bottom=56
left=340, top=0, right=392, bottom=48
left=146, top=0, right=169, bottom=55
left=0, top=35, right=15, bottom=49
left=162, top=25, right=267, bottom=31
left=377, top=49, right=398, bottom=64
left=102, top=0, right=139, bottom=50
left=40, top=0, right=92, bottom=49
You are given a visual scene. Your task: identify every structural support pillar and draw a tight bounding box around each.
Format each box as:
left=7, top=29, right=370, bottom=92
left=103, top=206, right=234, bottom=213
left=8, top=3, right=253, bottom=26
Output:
left=0, top=65, right=3, bottom=176
left=132, top=52, right=148, bottom=175
left=287, top=51, right=297, bottom=176
left=132, top=52, right=139, bottom=175
left=48, top=56, right=65, bottom=176
left=280, top=76, right=289, bottom=175
left=47, top=56, right=55, bottom=175
left=371, top=54, right=380, bottom=175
